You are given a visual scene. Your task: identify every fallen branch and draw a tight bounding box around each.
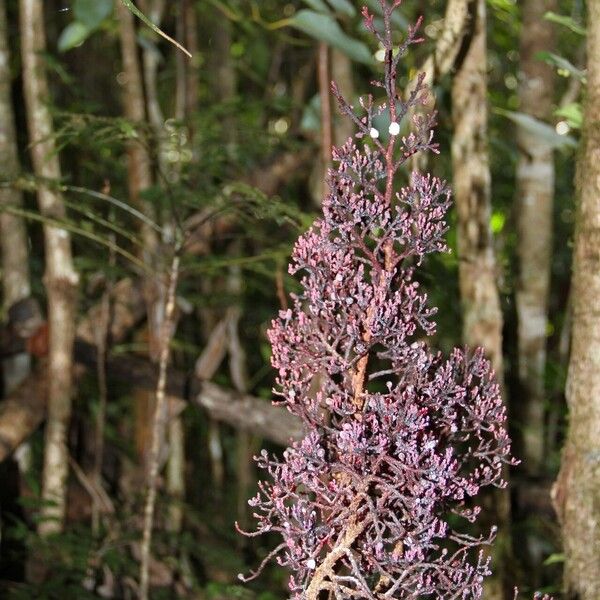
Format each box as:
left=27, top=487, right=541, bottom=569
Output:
left=0, top=362, right=46, bottom=462
left=0, top=341, right=304, bottom=463
left=195, top=382, right=303, bottom=446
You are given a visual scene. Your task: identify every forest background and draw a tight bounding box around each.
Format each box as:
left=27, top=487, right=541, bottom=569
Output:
left=0, top=0, right=598, bottom=599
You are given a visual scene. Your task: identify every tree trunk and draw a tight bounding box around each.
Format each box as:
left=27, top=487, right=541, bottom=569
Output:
left=451, top=2, right=509, bottom=598
left=117, top=1, right=166, bottom=485
left=117, top=0, right=154, bottom=217
left=451, top=0, right=504, bottom=383
left=516, top=0, right=556, bottom=476
left=0, top=0, right=31, bottom=399
left=20, top=0, right=79, bottom=536
left=331, top=49, right=354, bottom=148
left=552, top=2, right=600, bottom=597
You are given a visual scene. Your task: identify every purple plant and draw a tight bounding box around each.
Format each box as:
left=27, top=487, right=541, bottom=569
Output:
left=238, top=2, right=515, bottom=598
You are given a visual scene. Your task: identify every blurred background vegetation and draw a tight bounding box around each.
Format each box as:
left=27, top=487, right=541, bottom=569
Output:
left=0, top=0, right=589, bottom=598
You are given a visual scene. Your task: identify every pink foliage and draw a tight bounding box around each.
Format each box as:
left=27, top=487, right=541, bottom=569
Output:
left=238, top=2, right=516, bottom=597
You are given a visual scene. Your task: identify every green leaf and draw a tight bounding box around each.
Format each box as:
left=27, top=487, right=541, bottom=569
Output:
left=499, top=109, right=577, bottom=149
left=74, top=0, right=113, bottom=29
left=490, top=212, right=506, bottom=234
left=300, top=94, right=321, bottom=132
left=327, top=0, right=356, bottom=17
left=536, top=51, right=586, bottom=81
left=555, top=103, right=583, bottom=129
left=58, top=21, right=92, bottom=52
left=290, top=9, right=373, bottom=65
left=544, top=11, right=586, bottom=36
left=302, top=0, right=330, bottom=12
left=120, top=0, right=191, bottom=57
left=543, top=553, right=565, bottom=566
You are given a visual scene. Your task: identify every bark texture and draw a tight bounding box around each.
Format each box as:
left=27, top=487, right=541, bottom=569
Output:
left=20, top=0, right=79, bottom=536
left=0, top=0, right=32, bottom=402
left=451, top=2, right=508, bottom=598
left=451, top=0, right=504, bottom=382
left=0, top=362, right=47, bottom=462
left=0, top=339, right=304, bottom=459
left=553, top=2, right=600, bottom=596
left=0, top=0, right=30, bottom=312
left=516, top=0, right=556, bottom=475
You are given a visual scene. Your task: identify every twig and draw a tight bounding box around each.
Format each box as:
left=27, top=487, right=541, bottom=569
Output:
left=92, top=236, right=114, bottom=535
left=139, top=252, right=180, bottom=600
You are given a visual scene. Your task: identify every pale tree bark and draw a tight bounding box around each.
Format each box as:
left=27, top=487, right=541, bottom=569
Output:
left=116, top=0, right=162, bottom=359
left=451, top=2, right=509, bottom=598
left=0, top=0, right=31, bottom=398
left=20, top=0, right=79, bottom=535
left=451, top=0, right=504, bottom=383
left=117, top=0, right=154, bottom=218
left=139, top=254, right=180, bottom=600
left=117, top=2, right=168, bottom=492
left=408, top=0, right=470, bottom=172
left=516, top=0, right=556, bottom=475
left=552, top=2, right=600, bottom=597
left=138, top=1, right=187, bottom=532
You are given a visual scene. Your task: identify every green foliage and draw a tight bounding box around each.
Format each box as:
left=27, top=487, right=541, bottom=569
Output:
left=58, top=0, right=113, bottom=51
left=536, top=51, right=586, bottom=81
left=544, top=10, right=586, bottom=36
left=58, top=21, right=92, bottom=52
left=497, top=109, right=578, bottom=150
left=290, top=10, right=373, bottom=64
left=75, top=0, right=114, bottom=29
left=555, top=103, right=583, bottom=129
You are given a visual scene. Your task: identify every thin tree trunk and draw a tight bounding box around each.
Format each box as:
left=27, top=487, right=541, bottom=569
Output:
left=331, top=49, right=354, bottom=148
left=516, top=0, right=556, bottom=475
left=227, top=262, right=252, bottom=531
left=139, top=253, right=180, bottom=600
left=139, top=4, right=187, bottom=531
left=195, top=315, right=229, bottom=490
left=183, top=0, right=199, bottom=120
left=318, top=43, right=332, bottom=181
left=0, top=0, right=32, bottom=408
left=0, top=0, right=29, bottom=315
left=116, top=0, right=162, bottom=358
left=20, top=0, right=79, bottom=536
left=552, top=2, right=600, bottom=596
left=117, top=0, right=154, bottom=224
left=451, top=0, right=504, bottom=383
left=117, top=1, right=167, bottom=490
left=450, top=2, right=509, bottom=598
